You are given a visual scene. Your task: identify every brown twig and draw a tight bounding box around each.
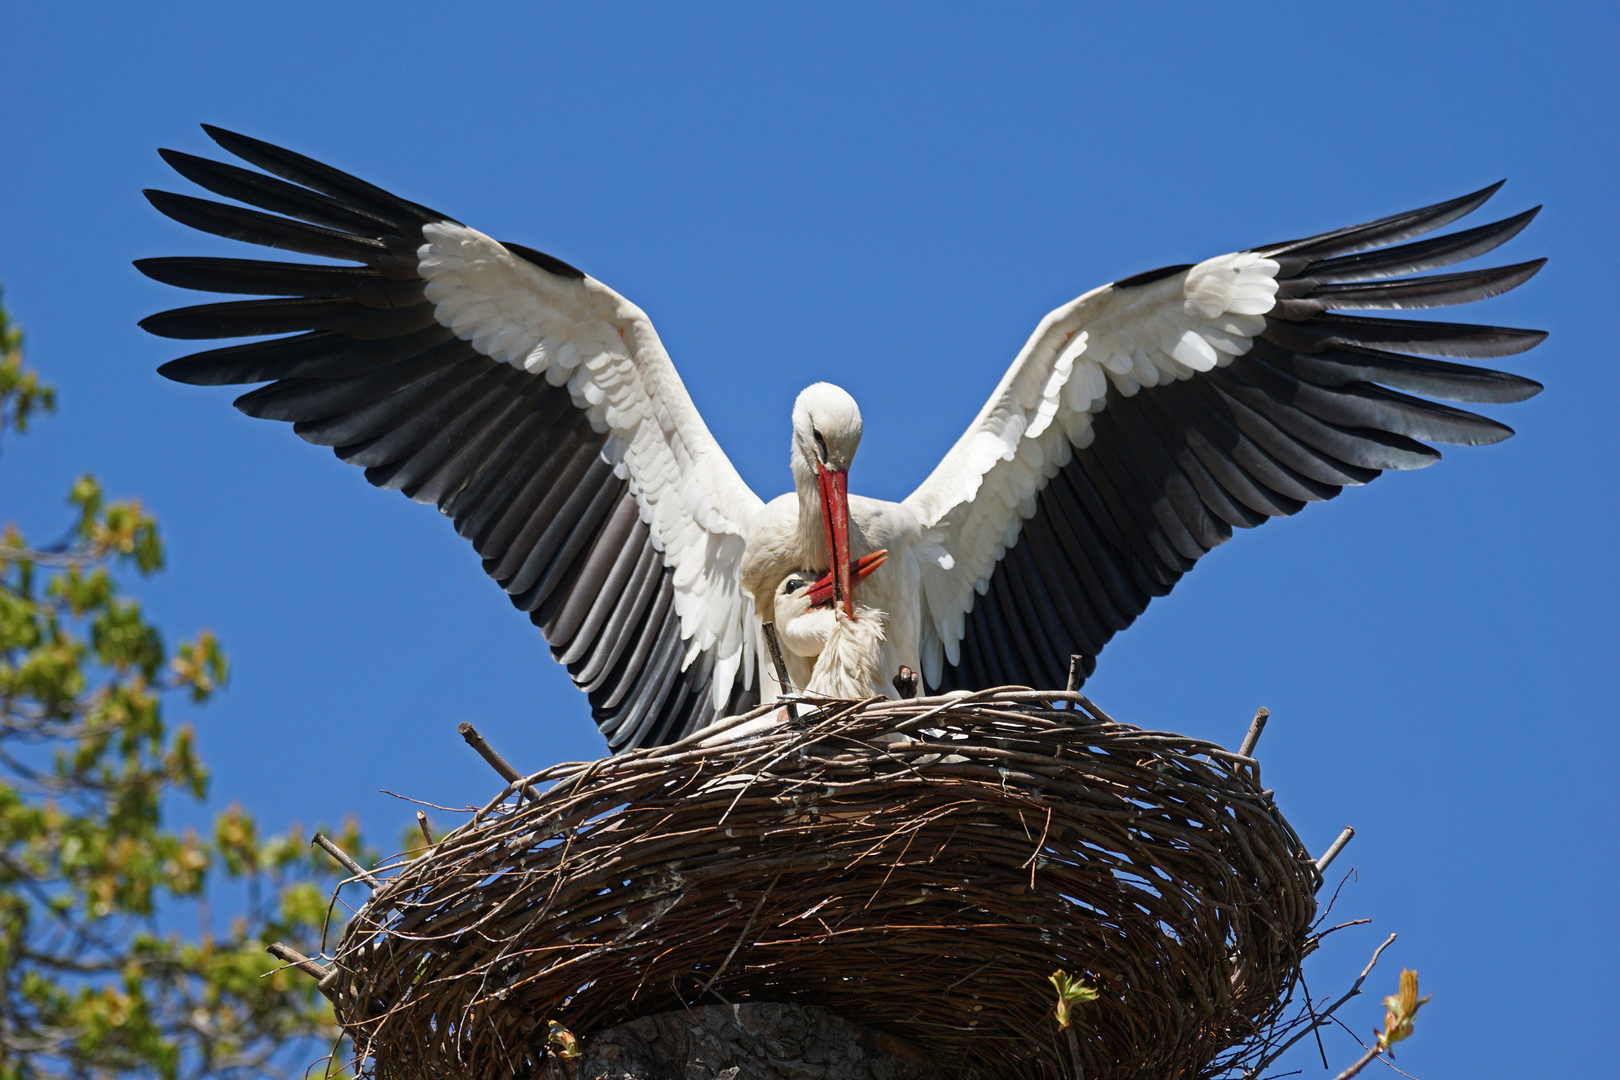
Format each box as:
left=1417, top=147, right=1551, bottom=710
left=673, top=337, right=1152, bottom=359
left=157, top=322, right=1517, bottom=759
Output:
left=760, top=621, right=798, bottom=722
left=311, top=832, right=381, bottom=889
left=1332, top=1044, right=1383, bottom=1080
left=266, top=941, right=328, bottom=982
left=1065, top=1025, right=1085, bottom=1080
left=457, top=722, right=541, bottom=802
left=698, top=870, right=783, bottom=997
left=1247, top=932, right=1397, bottom=1078
left=1316, top=826, right=1356, bottom=875
left=1237, top=706, right=1270, bottom=758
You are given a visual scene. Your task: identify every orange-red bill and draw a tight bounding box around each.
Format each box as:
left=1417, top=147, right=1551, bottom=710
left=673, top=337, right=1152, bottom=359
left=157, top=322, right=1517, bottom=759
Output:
left=807, top=549, right=886, bottom=608
left=815, top=464, right=854, bottom=617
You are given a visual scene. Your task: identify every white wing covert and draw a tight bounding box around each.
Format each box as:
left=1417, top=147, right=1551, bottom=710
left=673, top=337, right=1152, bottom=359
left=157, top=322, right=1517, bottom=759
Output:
left=139, top=127, right=764, bottom=750
left=904, top=184, right=1546, bottom=692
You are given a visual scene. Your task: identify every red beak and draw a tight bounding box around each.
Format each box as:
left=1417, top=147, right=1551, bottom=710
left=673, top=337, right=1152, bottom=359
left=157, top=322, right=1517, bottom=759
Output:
left=807, top=549, right=886, bottom=609
left=815, top=463, right=855, bottom=618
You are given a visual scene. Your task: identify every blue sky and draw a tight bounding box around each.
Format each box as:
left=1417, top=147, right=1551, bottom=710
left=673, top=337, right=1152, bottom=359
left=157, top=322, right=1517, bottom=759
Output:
left=2, top=4, right=1614, bottom=1076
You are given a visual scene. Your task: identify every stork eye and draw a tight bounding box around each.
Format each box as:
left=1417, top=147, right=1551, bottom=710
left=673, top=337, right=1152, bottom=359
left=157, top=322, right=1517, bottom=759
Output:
left=783, top=577, right=807, bottom=594
left=812, top=429, right=828, bottom=463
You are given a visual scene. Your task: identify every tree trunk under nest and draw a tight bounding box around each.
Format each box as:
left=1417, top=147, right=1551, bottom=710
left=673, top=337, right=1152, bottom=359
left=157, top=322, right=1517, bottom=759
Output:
left=547, top=1003, right=942, bottom=1080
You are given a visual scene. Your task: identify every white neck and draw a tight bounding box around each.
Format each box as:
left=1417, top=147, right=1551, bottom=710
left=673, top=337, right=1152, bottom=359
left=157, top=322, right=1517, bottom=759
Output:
left=791, top=444, right=829, bottom=570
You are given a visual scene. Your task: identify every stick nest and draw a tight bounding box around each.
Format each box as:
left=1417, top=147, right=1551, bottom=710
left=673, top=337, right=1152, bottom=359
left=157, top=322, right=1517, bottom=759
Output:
left=327, top=690, right=1318, bottom=1080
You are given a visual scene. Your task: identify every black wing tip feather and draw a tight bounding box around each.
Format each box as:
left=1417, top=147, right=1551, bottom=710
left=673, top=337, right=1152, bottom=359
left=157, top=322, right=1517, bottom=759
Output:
left=142, top=188, right=229, bottom=234
left=951, top=179, right=1547, bottom=694
left=199, top=123, right=459, bottom=229
left=1256, top=179, right=1509, bottom=259
left=157, top=146, right=223, bottom=176
left=145, top=127, right=717, bottom=753
left=1514, top=376, right=1545, bottom=401
left=133, top=255, right=241, bottom=293
left=156, top=354, right=213, bottom=385
left=1494, top=255, right=1548, bottom=285
left=1305, top=257, right=1548, bottom=312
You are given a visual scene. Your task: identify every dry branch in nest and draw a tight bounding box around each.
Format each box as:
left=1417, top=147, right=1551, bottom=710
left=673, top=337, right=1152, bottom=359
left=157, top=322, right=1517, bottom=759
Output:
left=313, top=689, right=1323, bottom=1080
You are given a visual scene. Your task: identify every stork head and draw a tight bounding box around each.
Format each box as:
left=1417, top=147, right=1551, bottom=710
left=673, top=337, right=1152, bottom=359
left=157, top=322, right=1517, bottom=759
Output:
left=790, top=383, right=863, bottom=617
left=773, top=572, right=834, bottom=658
left=790, top=383, right=863, bottom=480
left=773, top=556, right=888, bottom=665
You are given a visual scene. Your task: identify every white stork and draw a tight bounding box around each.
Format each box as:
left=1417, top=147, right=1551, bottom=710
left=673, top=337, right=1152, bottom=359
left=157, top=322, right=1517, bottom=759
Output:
left=138, top=127, right=1546, bottom=751
left=771, top=568, right=891, bottom=700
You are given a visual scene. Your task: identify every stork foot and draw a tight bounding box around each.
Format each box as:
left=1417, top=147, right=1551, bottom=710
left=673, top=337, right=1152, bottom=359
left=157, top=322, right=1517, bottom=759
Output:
left=892, top=666, right=919, bottom=699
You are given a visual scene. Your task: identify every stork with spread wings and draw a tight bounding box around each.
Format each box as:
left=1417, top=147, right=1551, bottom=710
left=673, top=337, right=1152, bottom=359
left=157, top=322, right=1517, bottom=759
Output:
left=138, top=127, right=1545, bottom=751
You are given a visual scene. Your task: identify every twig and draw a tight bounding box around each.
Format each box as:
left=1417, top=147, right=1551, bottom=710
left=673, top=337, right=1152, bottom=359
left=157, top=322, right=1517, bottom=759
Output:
left=1237, top=707, right=1270, bottom=758
left=416, top=811, right=435, bottom=846
left=265, top=941, right=328, bottom=982
left=1316, top=865, right=1358, bottom=924
left=1309, top=918, right=1373, bottom=951
left=655, top=695, right=787, bottom=756
left=1331, top=1044, right=1382, bottom=1080
left=1299, top=971, right=1329, bottom=1069
left=1065, top=1026, right=1085, bottom=1080
left=1071, top=694, right=1116, bottom=724
left=0, top=543, right=117, bottom=567
left=1331, top=933, right=1398, bottom=1014
left=1248, top=933, right=1396, bottom=1077
left=761, top=622, right=798, bottom=722
left=311, top=833, right=381, bottom=889
left=377, top=788, right=476, bottom=813
left=698, top=870, right=783, bottom=996
left=1065, top=655, right=1084, bottom=707
left=457, top=722, right=541, bottom=802
left=1315, top=826, right=1356, bottom=876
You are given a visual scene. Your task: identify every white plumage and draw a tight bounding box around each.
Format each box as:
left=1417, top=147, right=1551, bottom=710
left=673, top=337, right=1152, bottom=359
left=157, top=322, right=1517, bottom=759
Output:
left=418, top=220, right=765, bottom=708
left=902, top=251, right=1283, bottom=683
left=141, top=128, right=1546, bottom=749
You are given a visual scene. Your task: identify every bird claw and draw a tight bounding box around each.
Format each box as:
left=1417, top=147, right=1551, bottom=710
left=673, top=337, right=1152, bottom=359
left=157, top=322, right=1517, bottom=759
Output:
left=892, top=666, right=918, bottom=699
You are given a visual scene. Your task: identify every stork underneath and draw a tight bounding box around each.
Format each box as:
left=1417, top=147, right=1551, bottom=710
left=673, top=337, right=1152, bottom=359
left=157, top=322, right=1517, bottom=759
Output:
left=771, top=567, right=891, bottom=700
left=138, top=127, right=1548, bottom=753
left=697, top=566, right=891, bottom=746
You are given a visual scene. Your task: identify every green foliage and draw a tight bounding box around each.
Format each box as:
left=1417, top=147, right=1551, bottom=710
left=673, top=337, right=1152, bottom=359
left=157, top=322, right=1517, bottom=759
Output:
left=1047, top=969, right=1098, bottom=1030
left=0, top=287, right=54, bottom=444
left=0, top=286, right=369, bottom=1080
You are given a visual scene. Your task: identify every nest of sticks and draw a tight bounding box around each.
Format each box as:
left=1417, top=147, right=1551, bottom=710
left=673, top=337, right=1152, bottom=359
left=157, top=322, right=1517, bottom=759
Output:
left=320, top=689, right=1320, bottom=1080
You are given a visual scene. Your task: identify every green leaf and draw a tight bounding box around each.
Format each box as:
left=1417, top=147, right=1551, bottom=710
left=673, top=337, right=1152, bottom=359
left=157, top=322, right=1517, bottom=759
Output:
left=1048, top=969, right=1099, bottom=1029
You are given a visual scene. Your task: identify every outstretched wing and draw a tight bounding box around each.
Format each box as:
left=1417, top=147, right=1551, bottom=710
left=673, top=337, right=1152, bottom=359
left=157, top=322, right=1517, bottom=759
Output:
left=904, top=184, right=1545, bottom=691
left=138, top=126, right=764, bottom=750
